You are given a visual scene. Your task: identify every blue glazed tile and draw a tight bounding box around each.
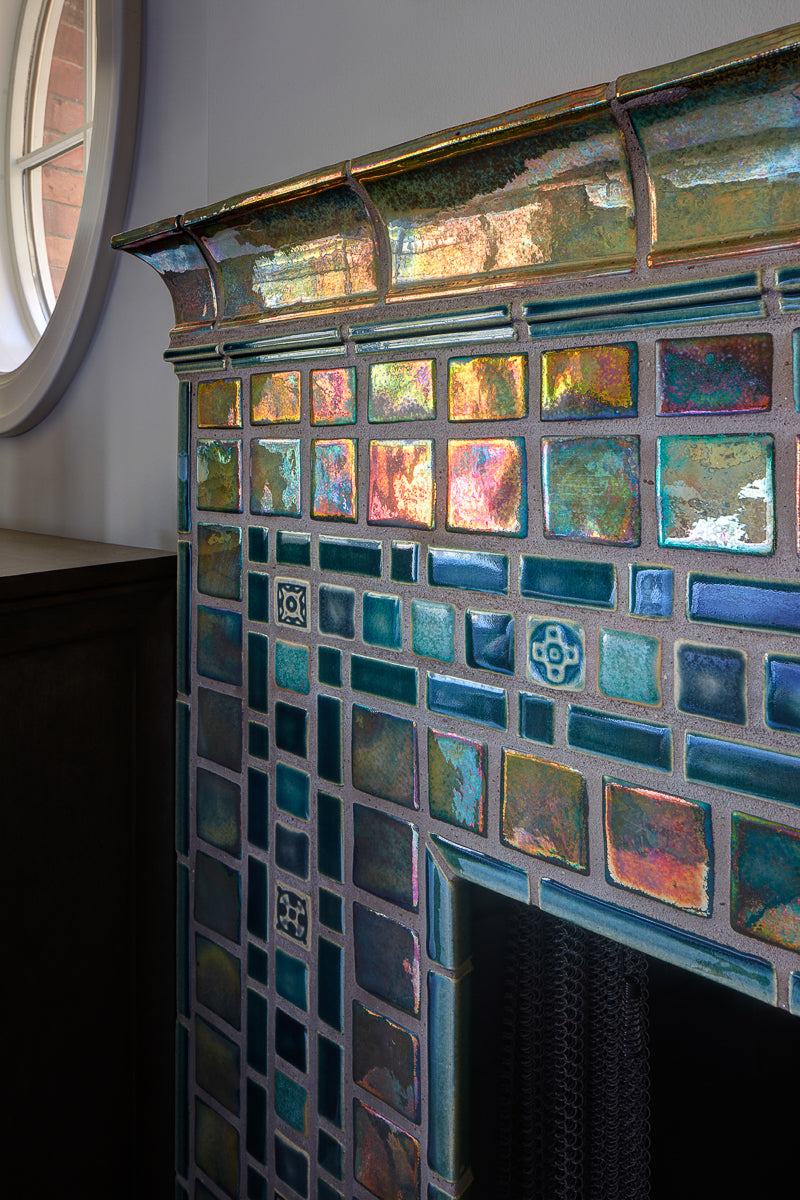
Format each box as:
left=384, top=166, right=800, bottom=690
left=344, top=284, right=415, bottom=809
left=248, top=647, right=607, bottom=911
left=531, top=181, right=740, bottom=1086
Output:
left=197, top=605, right=242, bottom=686
left=197, top=687, right=242, bottom=771
left=247, top=856, right=268, bottom=941
left=276, top=529, right=311, bottom=566
left=519, top=692, right=555, bottom=745
left=196, top=934, right=241, bottom=1030
left=247, top=942, right=269, bottom=986
left=318, top=1129, right=344, bottom=1180
left=318, top=694, right=342, bottom=784
left=248, top=720, right=269, bottom=761
left=629, top=565, right=674, bottom=619
left=318, top=584, right=355, bottom=639
left=176, top=701, right=190, bottom=855
left=318, top=1035, right=343, bottom=1126
left=687, top=573, right=800, bottom=635
left=428, top=971, right=470, bottom=1181
left=176, top=1021, right=189, bottom=1176
left=248, top=526, right=269, bottom=563
left=178, top=382, right=190, bottom=534
left=426, top=851, right=471, bottom=971
left=427, top=673, right=507, bottom=729
left=275, top=1133, right=309, bottom=1198
left=246, top=1080, right=267, bottom=1167
left=276, top=763, right=310, bottom=820
left=195, top=1099, right=239, bottom=1197
left=765, top=655, right=800, bottom=733
left=247, top=571, right=269, bottom=623
left=275, top=701, right=308, bottom=758
left=391, top=540, right=419, bottom=583
left=196, top=1014, right=240, bottom=1114
left=675, top=640, right=746, bottom=725
left=319, top=887, right=344, bottom=933
left=353, top=902, right=420, bottom=1016
left=351, top=654, right=418, bottom=705
left=528, top=618, right=585, bottom=690
left=275, top=639, right=311, bottom=695
left=318, top=535, right=382, bottom=577
left=685, top=732, right=800, bottom=807
left=318, top=645, right=342, bottom=687
left=318, top=791, right=343, bottom=882
left=353, top=804, right=419, bottom=911
left=539, top=879, right=775, bottom=1005
left=195, top=851, right=241, bottom=942
left=520, top=555, right=617, bottom=609
left=353, top=1000, right=420, bottom=1122
left=275, top=823, right=309, bottom=880
left=411, top=600, right=455, bottom=663
left=352, top=704, right=418, bottom=808
left=318, top=937, right=343, bottom=1031
left=431, top=835, right=529, bottom=903
left=274, top=1069, right=309, bottom=1135
left=197, top=768, right=241, bottom=857
left=177, top=542, right=191, bottom=695
left=275, top=882, right=311, bottom=950
left=731, top=812, right=800, bottom=952
left=567, top=706, right=672, bottom=771
left=248, top=767, right=269, bottom=851
left=275, top=947, right=309, bottom=1011
left=465, top=610, right=515, bottom=675
left=177, top=863, right=189, bottom=1017
left=363, top=592, right=402, bottom=649
left=598, top=628, right=662, bottom=706
left=197, top=524, right=242, bottom=600
left=248, top=632, right=269, bottom=714
left=428, top=547, right=508, bottom=594
left=275, top=1008, right=308, bottom=1072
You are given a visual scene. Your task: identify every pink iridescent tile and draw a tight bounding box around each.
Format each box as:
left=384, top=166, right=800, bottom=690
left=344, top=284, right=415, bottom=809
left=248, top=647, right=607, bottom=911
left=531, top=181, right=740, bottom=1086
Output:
left=368, top=440, right=435, bottom=529
left=447, top=438, right=527, bottom=537
left=311, top=439, right=357, bottom=521
left=251, top=371, right=301, bottom=423
left=310, top=367, right=356, bottom=425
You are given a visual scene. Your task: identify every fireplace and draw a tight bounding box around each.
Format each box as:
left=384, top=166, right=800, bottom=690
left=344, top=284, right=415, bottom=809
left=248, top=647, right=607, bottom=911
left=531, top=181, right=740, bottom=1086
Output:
left=114, top=24, right=800, bottom=1200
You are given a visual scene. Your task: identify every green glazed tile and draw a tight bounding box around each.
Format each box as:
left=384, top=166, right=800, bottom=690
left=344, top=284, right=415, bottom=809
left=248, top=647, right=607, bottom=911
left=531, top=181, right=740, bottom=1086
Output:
left=250, top=439, right=301, bottom=517
left=425, top=851, right=471, bottom=971
left=391, top=540, right=419, bottom=583
left=276, top=763, right=310, bottom=820
left=518, top=692, right=555, bottom=745
left=318, top=1034, right=343, bottom=1126
left=656, top=333, right=772, bottom=415
left=431, top=835, right=529, bottom=903
left=354, top=1100, right=420, bottom=1200
left=197, top=686, right=242, bottom=771
left=198, top=378, right=242, bottom=427
left=274, top=1070, right=309, bottom=1135
left=567, top=706, right=672, bottom=772
left=318, top=645, right=342, bottom=688
left=318, top=937, right=343, bottom=1031
left=352, top=704, right=418, bottom=808
left=731, top=813, right=800, bottom=952
left=275, top=823, right=310, bottom=879
left=369, top=360, right=435, bottom=421
left=249, top=720, right=269, bottom=761
left=353, top=901, right=420, bottom=1016
left=246, top=1081, right=267, bottom=1168
left=177, top=863, right=189, bottom=1017
left=196, top=934, right=241, bottom=1030
left=598, top=627, right=661, bottom=706
left=195, top=1099, right=239, bottom=1198
left=520, top=555, right=616, bottom=609
left=319, top=887, right=343, bottom=933
left=248, top=767, right=269, bottom=851
left=318, top=535, right=382, bottom=577
left=427, top=728, right=487, bottom=835
left=685, top=732, right=800, bottom=807
left=196, top=1015, right=240, bottom=1115
left=248, top=632, right=269, bottom=714
left=275, top=701, right=308, bottom=758
left=411, top=599, right=455, bottom=663
left=675, top=640, right=746, bottom=725
left=541, top=343, right=637, bottom=420
left=275, top=639, right=310, bottom=695
left=427, top=673, right=507, bottom=730
left=247, top=987, right=269, bottom=1075
left=656, top=435, right=774, bottom=554
left=197, top=525, right=242, bottom=600
left=428, top=547, right=508, bottom=594
left=275, top=947, right=309, bottom=1011
left=629, top=565, right=673, bottom=619
left=501, top=749, right=589, bottom=872
left=195, top=851, right=241, bottom=942
left=248, top=526, right=268, bottom=563
left=197, top=440, right=242, bottom=513
left=247, top=571, right=269, bottom=622
left=541, top=435, right=640, bottom=545
left=353, top=1000, right=421, bottom=1121
left=197, top=767, right=241, bottom=857
left=363, top=592, right=402, bottom=649
left=317, top=1129, right=344, bottom=1179
left=318, top=792, right=343, bottom=882
left=317, top=694, right=342, bottom=784
left=276, top=529, right=311, bottom=566
left=765, top=655, right=800, bottom=734
left=177, top=542, right=190, bottom=695
left=353, top=803, right=419, bottom=912
left=351, top=653, right=418, bottom=705
left=274, top=1132, right=309, bottom=1198
left=319, top=584, right=355, bottom=639
left=197, top=605, right=242, bottom=686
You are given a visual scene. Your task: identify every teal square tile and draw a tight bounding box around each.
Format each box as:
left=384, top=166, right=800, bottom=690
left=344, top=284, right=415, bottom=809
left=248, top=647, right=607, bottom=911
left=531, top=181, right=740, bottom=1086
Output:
left=363, top=592, right=402, bottom=649
left=275, top=640, right=310, bottom=695
left=629, top=565, right=673, bottom=619
left=275, top=947, right=309, bottom=1011
left=465, top=609, right=515, bottom=674
left=527, top=617, right=584, bottom=690
left=318, top=645, right=342, bottom=688
left=274, top=1070, right=308, bottom=1135
left=276, top=763, right=310, bottom=819
left=411, top=599, right=454, bottom=662
left=598, top=628, right=662, bottom=706
left=675, top=640, right=746, bottom=725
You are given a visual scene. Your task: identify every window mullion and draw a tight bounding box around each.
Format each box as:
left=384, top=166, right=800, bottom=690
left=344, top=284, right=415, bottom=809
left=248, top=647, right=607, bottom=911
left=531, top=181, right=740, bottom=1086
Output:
left=16, top=127, right=87, bottom=171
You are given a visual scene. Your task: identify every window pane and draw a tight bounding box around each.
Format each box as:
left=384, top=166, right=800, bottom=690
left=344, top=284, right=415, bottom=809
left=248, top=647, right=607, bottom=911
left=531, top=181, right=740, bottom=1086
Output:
left=29, top=143, right=85, bottom=301
left=43, top=0, right=86, bottom=147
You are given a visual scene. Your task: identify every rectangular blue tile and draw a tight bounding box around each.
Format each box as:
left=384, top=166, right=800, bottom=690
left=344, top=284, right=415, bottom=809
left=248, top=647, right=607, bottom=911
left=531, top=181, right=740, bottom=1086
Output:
left=317, top=694, right=342, bottom=783
left=351, top=654, right=418, bottom=705
left=519, top=556, right=617, bottom=609
left=427, top=673, right=507, bottom=729
left=248, top=632, right=269, bottom=714
left=567, top=705, right=672, bottom=771
left=319, top=536, right=382, bottom=577
left=428, top=547, right=509, bottom=594
left=246, top=987, right=269, bottom=1075
left=276, top=529, right=311, bottom=566
left=685, top=732, right=800, bottom=807
left=688, top=573, right=800, bottom=635
left=428, top=971, right=470, bottom=1182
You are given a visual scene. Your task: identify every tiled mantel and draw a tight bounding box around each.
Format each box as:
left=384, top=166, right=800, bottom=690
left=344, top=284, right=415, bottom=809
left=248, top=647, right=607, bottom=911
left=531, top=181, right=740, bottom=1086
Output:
left=115, top=24, right=799, bottom=1200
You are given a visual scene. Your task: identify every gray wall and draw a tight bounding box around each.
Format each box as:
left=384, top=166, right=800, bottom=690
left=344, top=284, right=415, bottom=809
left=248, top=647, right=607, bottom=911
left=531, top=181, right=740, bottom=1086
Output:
left=0, top=0, right=796, bottom=549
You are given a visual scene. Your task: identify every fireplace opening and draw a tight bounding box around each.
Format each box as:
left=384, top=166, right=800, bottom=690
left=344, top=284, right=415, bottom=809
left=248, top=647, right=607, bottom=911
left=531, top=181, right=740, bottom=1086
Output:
left=469, top=888, right=799, bottom=1199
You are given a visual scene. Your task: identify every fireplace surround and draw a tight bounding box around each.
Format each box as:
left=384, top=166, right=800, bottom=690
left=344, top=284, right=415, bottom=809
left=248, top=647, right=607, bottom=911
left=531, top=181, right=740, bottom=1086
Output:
left=114, top=24, right=800, bottom=1200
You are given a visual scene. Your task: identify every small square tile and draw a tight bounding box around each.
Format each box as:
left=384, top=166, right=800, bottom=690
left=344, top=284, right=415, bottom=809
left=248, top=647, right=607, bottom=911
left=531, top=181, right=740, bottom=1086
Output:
left=447, top=438, right=527, bottom=536
left=604, top=778, right=712, bottom=914
left=655, top=334, right=772, bottom=415
left=428, top=728, right=487, bottom=835
left=247, top=942, right=269, bottom=986
left=197, top=525, right=242, bottom=600
left=391, top=540, right=419, bottom=584
left=541, top=435, right=640, bottom=545
left=248, top=526, right=269, bottom=563
left=247, top=571, right=270, bottom=623
left=354, top=1100, right=420, bottom=1200
left=363, top=592, right=402, bottom=649
left=675, top=640, right=747, bottom=725
left=368, top=440, right=435, bottom=529
left=250, top=440, right=302, bottom=517
left=274, top=1070, right=309, bottom=1135
left=311, top=367, right=356, bottom=425
left=448, top=354, right=528, bottom=420
left=518, top=693, right=555, bottom=745
left=197, top=767, right=241, bottom=856
left=198, top=378, right=242, bottom=428
left=352, top=704, right=418, bottom=808
left=276, top=762, right=310, bottom=819
left=197, top=441, right=242, bottom=513
left=318, top=645, right=342, bottom=688
left=312, top=439, right=358, bottom=521
left=276, top=578, right=309, bottom=629
left=197, top=686, right=242, bottom=771
left=275, top=883, right=311, bottom=949
left=275, top=947, right=309, bottom=1010
left=353, top=1001, right=421, bottom=1121
left=317, top=1129, right=344, bottom=1180
left=541, top=343, right=637, bottom=420
left=318, top=584, right=355, bottom=639
left=275, top=823, right=309, bottom=879
left=251, top=371, right=301, bottom=423
left=369, top=360, right=435, bottom=421
left=731, top=813, right=800, bottom=951
left=196, top=934, right=241, bottom=1030
left=353, top=804, right=419, bottom=911
left=629, top=565, right=673, bottom=619
left=275, top=640, right=311, bottom=695
left=197, top=606, right=242, bottom=686
left=353, top=902, right=420, bottom=1016
left=276, top=530, right=311, bottom=566
left=656, top=435, right=774, bottom=554
left=275, top=702, right=308, bottom=758
left=765, top=655, right=800, bottom=734
left=598, top=628, right=661, bottom=706
left=411, top=600, right=454, bottom=663
left=501, top=749, right=589, bottom=873
left=465, top=609, right=515, bottom=675
left=318, top=1035, right=343, bottom=1127
left=527, top=617, right=584, bottom=690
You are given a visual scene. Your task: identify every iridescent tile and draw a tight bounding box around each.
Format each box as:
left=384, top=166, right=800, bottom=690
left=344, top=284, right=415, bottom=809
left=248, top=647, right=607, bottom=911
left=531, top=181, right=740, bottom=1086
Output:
left=353, top=902, right=421, bottom=1016
left=196, top=1015, right=241, bottom=1115
left=629, top=565, right=673, bottom=619
left=352, top=704, right=418, bottom=809
left=541, top=343, right=637, bottom=420
left=197, top=441, right=242, bottom=513
left=448, top=354, right=528, bottom=421
left=274, top=1069, right=309, bottom=1135
left=311, top=367, right=356, bottom=425
left=275, top=640, right=310, bottom=696
left=501, top=749, right=589, bottom=873
left=656, top=334, right=772, bottom=415
left=391, top=540, right=419, bottom=584
left=197, top=606, right=242, bottom=686
left=354, top=1099, right=420, bottom=1200
left=465, top=609, right=515, bottom=675
left=251, top=371, right=301, bottom=423
left=312, top=439, right=357, bottom=522
left=411, top=600, right=454, bottom=663
left=353, top=804, right=419, bottom=912
left=198, top=379, right=242, bottom=428
left=604, top=778, right=712, bottom=915
left=541, top=435, right=640, bottom=545
left=447, top=438, right=527, bottom=536
left=363, top=592, right=402, bottom=649
left=250, top=440, right=301, bottom=517
left=197, top=767, right=241, bottom=856
left=765, top=655, right=800, bottom=734
left=197, top=686, right=242, bottom=771
left=195, top=1099, right=239, bottom=1198
left=425, top=852, right=472, bottom=971
left=353, top=1001, right=421, bottom=1122
left=197, top=933, right=241, bottom=1031
left=675, top=641, right=747, bottom=725
left=527, top=617, right=584, bottom=690
left=656, top=435, right=774, bottom=554
left=368, top=360, right=435, bottom=422
left=731, top=813, right=800, bottom=952
left=427, top=728, right=487, bottom=835
left=598, top=628, right=661, bottom=706
left=368, top=440, right=435, bottom=529
left=197, top=525, right=241, bottom=600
